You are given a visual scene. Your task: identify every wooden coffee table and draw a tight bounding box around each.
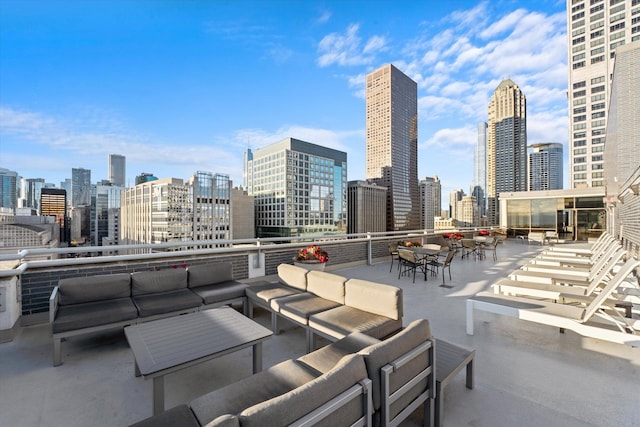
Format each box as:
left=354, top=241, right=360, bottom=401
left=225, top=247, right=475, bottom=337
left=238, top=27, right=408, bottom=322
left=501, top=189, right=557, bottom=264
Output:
left=124, top=307, right=272, bottom=415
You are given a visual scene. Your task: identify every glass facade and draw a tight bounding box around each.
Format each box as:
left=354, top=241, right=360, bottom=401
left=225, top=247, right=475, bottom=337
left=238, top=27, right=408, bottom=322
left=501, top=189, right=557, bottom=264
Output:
left=246, top=138, right=347, bottom=238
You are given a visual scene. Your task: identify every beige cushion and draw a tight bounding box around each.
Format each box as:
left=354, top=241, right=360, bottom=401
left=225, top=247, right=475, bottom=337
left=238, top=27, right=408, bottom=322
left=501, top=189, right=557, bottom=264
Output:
left=358, top=319, right=433, bottom=411
left=306, top=271, right=346, bottom=304
left=239, top=354, right=368, bottom=427
left=298, top=332, right=380, bottom=374
left=277, top=264, right=308, bottom=291
left=344, top=279, right=403, bottom=320
left=272, top=293, right=341, bottom=325
left=204, top=415, right=239, bottom=427
left=308, top=305, right=402, bottom=341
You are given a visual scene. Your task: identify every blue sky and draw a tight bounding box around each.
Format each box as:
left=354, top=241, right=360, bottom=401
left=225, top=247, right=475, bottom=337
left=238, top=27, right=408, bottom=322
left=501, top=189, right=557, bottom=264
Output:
left=0, top=0, right=569, bottom=202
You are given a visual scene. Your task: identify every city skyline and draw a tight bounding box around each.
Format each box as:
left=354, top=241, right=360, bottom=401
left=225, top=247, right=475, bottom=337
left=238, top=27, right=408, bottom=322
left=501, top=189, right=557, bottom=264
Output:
left=1, top=0, right=569, bottom=204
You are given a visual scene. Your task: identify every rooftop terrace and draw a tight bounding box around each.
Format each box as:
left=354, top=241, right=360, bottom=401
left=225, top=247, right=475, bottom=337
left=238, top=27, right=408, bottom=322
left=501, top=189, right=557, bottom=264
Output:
left=1, top=239, right=639, bottom=427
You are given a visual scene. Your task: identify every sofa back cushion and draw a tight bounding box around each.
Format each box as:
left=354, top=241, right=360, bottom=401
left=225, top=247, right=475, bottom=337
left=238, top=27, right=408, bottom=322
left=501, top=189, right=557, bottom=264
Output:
left=58, top=273, right=131, bottom=305
left=239, top=354, right=368, bottom=427
left=131, top=269, right=188, bottom=296
left=306, top=271, right=346, bottom=304
left=344, top=279, right=403, bottom=320
left=358, top=319, right=433, bottom=411
left=277, top=264, right=308, bottom=291
left=188, top=263, right=233, bottom=288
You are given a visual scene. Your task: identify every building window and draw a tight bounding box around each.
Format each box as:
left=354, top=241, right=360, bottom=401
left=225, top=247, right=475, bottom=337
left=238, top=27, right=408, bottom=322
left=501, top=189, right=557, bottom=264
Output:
left=575, top=157, right=587, bottom=163
left=573, top=12, right=585, bottom=21
left=574, top=131, right=587, bottom=138
left=574, top=115, right=587, bottom=122
left=591, top=111, right=605, bottom=119
left=592, top=155, right=603, bottom=162
left=573, top=61, right=586, bottom=69
left=592, top=102, right=605, bottom=110
left=574, top=89, right=587, bottom=97
left=574, top=148, right=587, bottom=155
left=574, top=173, right=587, bottom=180
left=592, top=93, right=605, bottom=102
left=574, top=140, right=587, bottom=147
left=573, top=35, right=586, bottom=45
left=590, top=29, right=604, bottom=38
left=591, top=85, right=605, bottom=93
left=574, top=164, right=587, bottom=171
left=592, top=163, right=604, bottom=170
left=592, top=128, right=605, bottom=136
left=591, top=11, right=605, bottom=21
left=592, top=119, right=606, bottom=127
left=592, top=180, right=604, bottom=187
left=574, top=123, right=587, bottom=130
left=591, top=55, right=605, bottom=63
left=573, top=81, right=587, bottom=89
left=590, top=3, right=604, bottom=13
left=592, top=145, right=604, bottom=153
left=592, top=137, right=605, bottom=144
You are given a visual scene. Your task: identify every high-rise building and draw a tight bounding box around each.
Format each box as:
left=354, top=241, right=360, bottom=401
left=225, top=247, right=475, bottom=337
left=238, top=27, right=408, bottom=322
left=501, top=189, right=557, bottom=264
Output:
left=41, top=188, right=68, bottom=243
left=231, top=187, right=255, bottom=239
left=567, top=0, right=637, bottom=188
left=604, top=40, right=640, bottom=197
left=528, top=143, right=564, bottom=191
left=449, top=189, right=464, bottom=220
left=120, top=178, right=191, bottom=247
left=91, top=182, right=124, bottom=246
left=487, top=79, right=527, bottom=225
left=475, top=122, right=488, bottom=216
left=245, top=137, right=347, bottom=238
left=432, top=175, right=442, bottom=219
left=187, top=171, right=231, bottom=244
left=456, top=195, right=479, bottom=227
left=0, top=168, right=18, bottom=211
left=347, top=180, right=387, bottom=234
left=18, top=178, right=46, bottom=213
left=419, top=177, right=439, bottom=231
left=365, top=64, right=419, bottom=231
left=108, top=154, right=126, bottom=187
left=135, top=173, right=158, bottom=186
left=71, top=168, right=91, bottom=207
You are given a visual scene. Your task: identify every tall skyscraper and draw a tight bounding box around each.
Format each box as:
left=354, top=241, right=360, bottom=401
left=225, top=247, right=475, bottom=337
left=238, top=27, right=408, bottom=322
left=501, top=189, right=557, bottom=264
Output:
left=487, top=79, right=527, bottom=225
left=245, top=137, right=347, bottom=238
left=18, top=178, right=45, bottom=212
left=419, top=177, right=438, bottom=231
left=41, top=188, right=68, bottom=242
left=475, top=122, right=487, bottom=216
left=347, top=180, right=387, bottom=234
left=108, top=154, right=126, bottom=187
left=0, top=168, right=18, bottom=211
left=91, top=182, right=124, bottom=246
left=604, top=40, right=640, bottom=197
left=567, top=0, right=637, bottom=188
left=365, top=64, right=419, bottom=231
left=449, top=189, right=464, bottom=220
left=71, top=168, right=91, bottom=207
left=528, top=143, right=564, bottom=191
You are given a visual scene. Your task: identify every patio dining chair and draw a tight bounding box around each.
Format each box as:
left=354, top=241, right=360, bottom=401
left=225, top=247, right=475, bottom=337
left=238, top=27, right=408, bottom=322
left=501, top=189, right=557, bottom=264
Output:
left=397, top=248, right=427, bottom=283
left=428, top=250, right=456, bottom=285
left=483, top=237, right=500, bottom=261
left=461, top=239, right=477, bottom=260
left=388, top=243, right=400, bottom=272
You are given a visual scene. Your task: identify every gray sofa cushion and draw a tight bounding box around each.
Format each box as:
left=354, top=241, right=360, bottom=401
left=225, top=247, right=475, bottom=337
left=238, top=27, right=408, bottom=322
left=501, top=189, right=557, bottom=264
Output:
left=191, top=282, right=248, bottom=305
left=188, top=263, right=233, bottom=288
left=52, top=298, right=138, bottom=334
left=358, top=319, right=432, bottom=412
left=190, top=359, right=318, bottom=426
left=308, top=305, right=402, bottom=341
left=298, top=331, right=380, bottom=375
left=239, top=354, right=368, bottom=427
left=58, top=273, right=131, bottom=305
left=271, top=293, right=341, bottom=325
left=132, top=289, right=202, bottom=318
left=128, top=404, right=200, bottom=427
left=131, top=269, right=188, bottom=296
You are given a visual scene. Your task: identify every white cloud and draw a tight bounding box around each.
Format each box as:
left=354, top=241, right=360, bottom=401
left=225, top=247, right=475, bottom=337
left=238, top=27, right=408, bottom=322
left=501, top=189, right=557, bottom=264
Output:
left=317, top=24, right=386, bottom=67
left=422, top=126, right=477, bottom=148
left=317, top=10, right=331, bottom=24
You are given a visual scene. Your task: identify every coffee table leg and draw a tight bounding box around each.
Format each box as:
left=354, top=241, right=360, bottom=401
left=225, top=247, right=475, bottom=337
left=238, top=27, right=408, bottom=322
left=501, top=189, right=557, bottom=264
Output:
left=153, top=376, right=165, bottom=416
left=253, top=342, right=263, bottom=373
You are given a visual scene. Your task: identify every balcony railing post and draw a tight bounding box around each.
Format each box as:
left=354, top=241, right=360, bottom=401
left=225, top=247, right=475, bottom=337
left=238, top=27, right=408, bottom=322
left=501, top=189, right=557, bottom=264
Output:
left=367, top=232, right=372, bottom=266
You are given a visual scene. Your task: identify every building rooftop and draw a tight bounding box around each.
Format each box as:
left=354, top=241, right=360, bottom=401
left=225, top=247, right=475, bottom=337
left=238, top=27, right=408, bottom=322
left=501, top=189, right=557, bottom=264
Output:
left=1, top=240, right=639, bottom=426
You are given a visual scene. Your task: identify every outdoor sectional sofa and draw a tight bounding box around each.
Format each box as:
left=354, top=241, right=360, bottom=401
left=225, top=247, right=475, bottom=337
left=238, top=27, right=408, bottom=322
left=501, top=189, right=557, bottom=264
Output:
left=245, top=264, right=404, bottom=352
left=129, top=318, right=435, bottom=427
left=49, top=262, right=247, bottom=366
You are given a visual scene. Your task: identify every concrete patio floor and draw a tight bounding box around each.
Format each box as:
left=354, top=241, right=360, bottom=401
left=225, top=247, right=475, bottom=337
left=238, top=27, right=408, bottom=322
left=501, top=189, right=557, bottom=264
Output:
left=1, top=240, right=639, bottom=427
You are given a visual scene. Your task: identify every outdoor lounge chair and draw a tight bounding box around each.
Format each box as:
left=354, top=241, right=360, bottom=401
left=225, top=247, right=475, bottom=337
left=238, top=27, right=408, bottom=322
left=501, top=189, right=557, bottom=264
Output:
left=466, top=258, right=640, bottom=347
left=460, top=239, right=477, bottom=260
left=532, top=237, right=619, bottom=266
left=494, top=248, right=628, bottom=301
left=514, top=242, right=623, bottom=283
left=544, top=232, right=612, bottom=256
